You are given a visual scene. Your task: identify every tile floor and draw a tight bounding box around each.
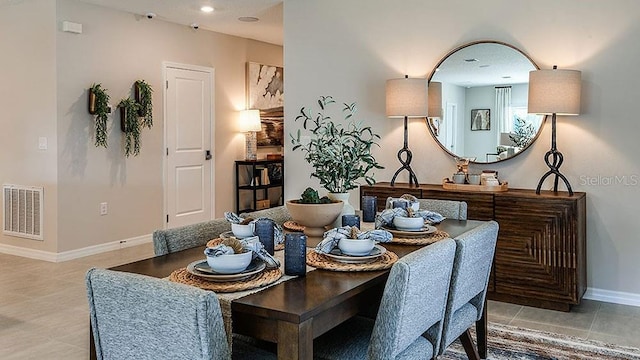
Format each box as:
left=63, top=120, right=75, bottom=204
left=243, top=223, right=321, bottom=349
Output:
left=1, top=243, right=639, bottom=359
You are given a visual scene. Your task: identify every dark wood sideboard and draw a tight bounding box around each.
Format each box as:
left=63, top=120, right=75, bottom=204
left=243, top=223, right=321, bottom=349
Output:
left=361, top=182, right=587, bottom=312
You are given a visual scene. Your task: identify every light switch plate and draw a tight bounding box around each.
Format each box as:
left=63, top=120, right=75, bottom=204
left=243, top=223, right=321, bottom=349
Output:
left=38, top=137, right=48, bottom=150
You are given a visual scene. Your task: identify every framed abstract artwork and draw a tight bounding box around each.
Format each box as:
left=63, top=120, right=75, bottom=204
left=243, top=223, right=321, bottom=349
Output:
left=247, top=62, right=284, bottom=146
left=471, top=109, right=490, bottom=131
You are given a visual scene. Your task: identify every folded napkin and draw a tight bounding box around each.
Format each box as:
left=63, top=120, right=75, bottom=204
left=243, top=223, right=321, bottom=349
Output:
left=375, top=208, right=446, bottom=229
left=224, top=211, right=284, bottom=246
left=204, top=236, right=281, bottom=269
left=315, top=226, right=393, bottom=254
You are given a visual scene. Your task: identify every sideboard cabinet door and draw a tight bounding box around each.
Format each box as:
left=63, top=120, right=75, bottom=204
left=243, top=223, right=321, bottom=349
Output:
left=492, top=190, right=587, bottom=311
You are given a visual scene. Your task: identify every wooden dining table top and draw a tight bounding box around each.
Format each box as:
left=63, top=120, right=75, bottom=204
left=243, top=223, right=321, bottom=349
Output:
left=109, top=219, right=485, bottom=360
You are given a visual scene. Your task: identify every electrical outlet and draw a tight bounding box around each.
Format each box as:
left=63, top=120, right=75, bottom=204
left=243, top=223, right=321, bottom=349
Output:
left=100, top=202, right=108, bottom=215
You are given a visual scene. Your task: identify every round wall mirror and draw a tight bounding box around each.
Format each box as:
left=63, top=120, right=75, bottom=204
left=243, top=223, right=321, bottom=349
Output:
left=427, top=41, right=545, bottom=163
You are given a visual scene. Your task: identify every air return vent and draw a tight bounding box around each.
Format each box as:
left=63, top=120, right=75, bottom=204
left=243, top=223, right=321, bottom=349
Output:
left=3, top=184, right=43, bottom=240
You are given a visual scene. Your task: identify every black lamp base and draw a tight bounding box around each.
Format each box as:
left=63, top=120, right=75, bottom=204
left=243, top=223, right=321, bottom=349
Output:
left=390, top=148, right=419, bottom=186
left=536, top=113, right=573, bottom=196
left=390, top=116, right=419, bottom=187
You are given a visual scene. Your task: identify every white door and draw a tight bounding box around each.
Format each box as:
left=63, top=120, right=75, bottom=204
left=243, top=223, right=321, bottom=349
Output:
left=444, top=102, right=458, bottom=153
left=165, top=64, right=214, bottom=228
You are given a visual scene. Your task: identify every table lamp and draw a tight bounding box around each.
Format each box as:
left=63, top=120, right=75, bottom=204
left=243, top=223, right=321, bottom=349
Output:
left=528, top=66, right=581, bottom=195
left=386, top=75, right=428, bottom=186
left=240, top=109, right=262, bottom=160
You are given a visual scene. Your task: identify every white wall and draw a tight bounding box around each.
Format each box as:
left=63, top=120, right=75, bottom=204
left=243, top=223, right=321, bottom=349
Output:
left=0, top=0, right=282, bottom=254
left=464, top=86, right=495, bottom=160
left=0, top=0, right=59, bottom=252
left=284, top=0, right=640, bottom=298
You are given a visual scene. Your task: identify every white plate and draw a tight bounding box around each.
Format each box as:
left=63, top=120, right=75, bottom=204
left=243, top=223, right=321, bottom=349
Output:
left=319, top=244, right=387, bottom=264
left=384, top=225, right=437, bottom=237
left=186, top=259, right=266, bottom=282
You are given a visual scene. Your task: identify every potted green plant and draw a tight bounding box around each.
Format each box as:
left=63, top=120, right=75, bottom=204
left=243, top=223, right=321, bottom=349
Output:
left=290, top=96, right=384, bottom=225
left=285, top=188, right=343, bottom=244
left=89, top=83, right=110, bottom=148
left=118, top=98, right=141, bottom=157
left=135, top=80, right=153, bottom=128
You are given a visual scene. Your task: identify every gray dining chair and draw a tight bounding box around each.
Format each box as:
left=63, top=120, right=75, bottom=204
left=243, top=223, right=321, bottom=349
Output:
left=313, top=238, right=457, bottom=360
left=240, top=205, right=291, bottom=226
left=152, top=217, right=231, bottom=256
left=152, top=206, right=291, bottom=256
left=86, top=268, right=276, bottom=360
left=437, top=220, right=499, bottom=359
left=417, top=198, right=468, bottom=220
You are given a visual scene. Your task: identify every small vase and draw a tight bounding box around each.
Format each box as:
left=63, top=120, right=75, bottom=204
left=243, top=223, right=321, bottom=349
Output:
left=328, top=192, right=355, bottom=229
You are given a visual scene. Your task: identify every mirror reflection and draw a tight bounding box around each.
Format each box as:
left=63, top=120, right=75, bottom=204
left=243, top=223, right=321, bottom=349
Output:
left=427, top=41, right=545, bottom=163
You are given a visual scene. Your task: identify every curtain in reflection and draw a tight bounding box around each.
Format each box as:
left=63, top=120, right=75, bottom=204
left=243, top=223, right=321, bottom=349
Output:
left=495, top=86, right=512, bottom=142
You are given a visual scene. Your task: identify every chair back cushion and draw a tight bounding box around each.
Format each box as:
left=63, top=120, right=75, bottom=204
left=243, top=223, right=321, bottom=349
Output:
left=153, top=218, right=231, bottom=256
left=368, top=239, right=456, bottom=359
left=440, top=220, right=499, bottom=351
left=86, top=268, right=230, bottom=360
left=417, top=199, right=468, bottom=220
left=240, top=205, right=291, bottom=226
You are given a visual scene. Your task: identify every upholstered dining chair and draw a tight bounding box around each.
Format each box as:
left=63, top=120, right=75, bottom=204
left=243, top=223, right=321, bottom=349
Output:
left=313, top=238, right=457, bottom=360
left=86, top=268, right=276, bottom=360
left=417, top=198, right=468, bottom=220
left=152, top=206, right=291, bottom=256
left=152, top=217, right=231, bottom=256
left=437, top=220, right=499, bottom=359
left=240, top=205, right=292, bottom=227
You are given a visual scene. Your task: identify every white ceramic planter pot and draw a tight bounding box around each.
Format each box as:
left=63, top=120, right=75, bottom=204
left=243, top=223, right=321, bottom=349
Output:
left=328, top=192, right=355, bottom=228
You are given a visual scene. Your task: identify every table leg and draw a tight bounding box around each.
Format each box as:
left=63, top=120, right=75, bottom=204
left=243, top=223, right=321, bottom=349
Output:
left=476, top=299, right=488, bottom=359
left=277, top=319, right=313, bottom=360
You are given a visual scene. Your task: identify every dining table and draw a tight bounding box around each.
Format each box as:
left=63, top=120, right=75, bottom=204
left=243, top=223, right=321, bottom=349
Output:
left=90, top=219, right=488, bottom=360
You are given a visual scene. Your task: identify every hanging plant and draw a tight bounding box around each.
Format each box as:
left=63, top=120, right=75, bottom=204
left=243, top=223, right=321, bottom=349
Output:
left=135, top=80, right=153, bottom=128
left=118, top=98, right=141, bottom=157
left=89, top=83, right=110, bottom=148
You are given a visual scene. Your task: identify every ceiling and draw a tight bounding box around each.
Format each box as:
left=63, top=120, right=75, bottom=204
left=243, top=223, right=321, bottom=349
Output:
left=431, top=42, right=536, bottom=88
left=76, top=0, right=284, bottom=45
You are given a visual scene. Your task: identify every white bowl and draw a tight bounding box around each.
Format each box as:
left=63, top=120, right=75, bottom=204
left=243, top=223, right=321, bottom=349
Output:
left=206, top=251, right=252, bottom=274
left=232, top=223, right=254, bottom=238
left=393, top=216, right=424, bottom=231
left=338, top=238, right=375, bottom=256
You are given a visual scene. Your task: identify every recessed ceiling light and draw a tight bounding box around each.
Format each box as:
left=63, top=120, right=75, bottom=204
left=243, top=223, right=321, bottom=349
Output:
left=479, top=64, right=490, bottom=68
left=201, top=6, right=214, bottom=13
left=238, top=16, right=259, bottom=22
left=502, top=76, right=511, bottom=79
left=464, top=58, right=479, bottom=62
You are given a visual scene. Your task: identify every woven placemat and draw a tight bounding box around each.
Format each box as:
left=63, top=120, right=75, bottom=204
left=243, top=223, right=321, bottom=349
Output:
left=283, top=220, right=305, bottom=232
left=169, top=267, right=283, bottom=293
left=306, top=250, right=398, bottom=272
left=207, top=238, right=284, bottom=251
left=392, top=230, right=450, bottom=245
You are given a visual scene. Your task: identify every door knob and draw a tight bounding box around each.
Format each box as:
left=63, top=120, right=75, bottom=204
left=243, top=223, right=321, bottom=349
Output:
left=205, top=150, right=212, bottom=160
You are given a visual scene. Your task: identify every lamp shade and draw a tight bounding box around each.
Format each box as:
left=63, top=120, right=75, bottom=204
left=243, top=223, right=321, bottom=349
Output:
left=428, top=81, right=442, bottom=118
left=386, top=77, right=428, bottom=118
left=528, top=68, right=581, bottom=115
left=240, top=109, right=262, bottom=132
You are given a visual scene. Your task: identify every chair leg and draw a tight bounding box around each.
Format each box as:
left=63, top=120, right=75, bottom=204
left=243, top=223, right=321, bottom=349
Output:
left=459, top=329, right=480, bottom=360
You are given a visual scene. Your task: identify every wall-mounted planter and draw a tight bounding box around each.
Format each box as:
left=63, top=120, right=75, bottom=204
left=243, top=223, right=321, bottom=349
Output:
left=135, top=80, right=153, bottom=128
left=89, top=84, right=110, bottom=148
left=118, top=98, right=141, bottom=157
left=88, top=90, right=97, bottom=115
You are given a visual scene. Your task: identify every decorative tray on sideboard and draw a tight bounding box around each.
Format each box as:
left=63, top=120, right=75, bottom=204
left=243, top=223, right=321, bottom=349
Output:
left=442, top=178, right=509, bottom=192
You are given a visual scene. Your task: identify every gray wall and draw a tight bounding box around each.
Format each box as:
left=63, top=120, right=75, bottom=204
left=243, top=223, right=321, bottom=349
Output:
left=0, top=0, right=282, bottom=254
left=284, top=0, right=640, bottom=300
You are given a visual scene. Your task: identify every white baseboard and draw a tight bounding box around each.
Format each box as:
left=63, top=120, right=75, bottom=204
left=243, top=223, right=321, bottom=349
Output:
left=584, top=287, right=640, bottom=307
left=0, top=234, right=152, bottom=263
